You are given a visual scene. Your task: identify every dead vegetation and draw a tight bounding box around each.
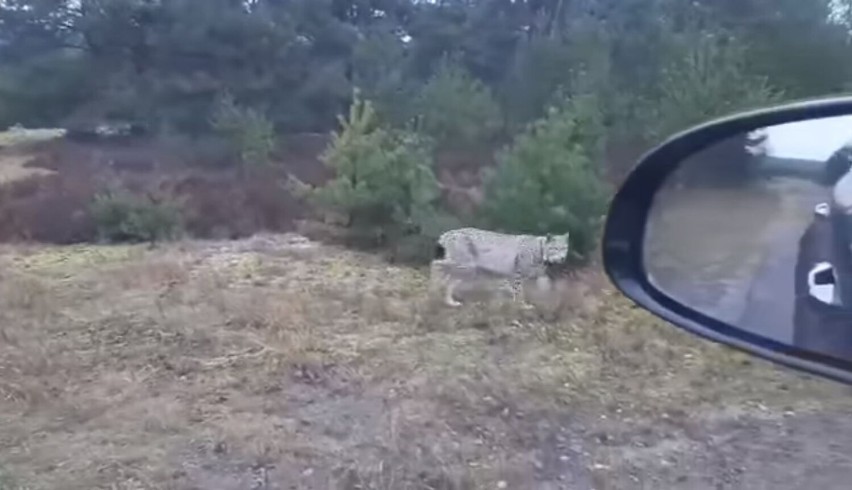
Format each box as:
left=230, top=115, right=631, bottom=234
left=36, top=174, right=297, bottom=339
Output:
left=0, top=133, right=495, bottom=248
left=0, top=134, right=851, bottom=488
left=0, top=235, right=849, bottom=489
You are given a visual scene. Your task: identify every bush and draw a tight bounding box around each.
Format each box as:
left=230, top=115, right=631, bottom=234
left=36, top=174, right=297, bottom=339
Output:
left=90, top=192, right=183, bottom=244
left=314, top=93, right=441, bottom=247
left=645, top=33, right=784, bottom=186
left=0, top=52, right=94, bottom=129
left=389, top=211, right=465, bottom=265
left=351, top=29, right=415, bottom=127
left=502, top=36, right=572, bottom=129
left=157, top=131, right=235, bottom=169
left=210, top=94, right=277, bottom=170
left=646, top=32, right=783, bottom=141
left=414, top=60, right=503, bottom=148
left=480, top=94, right=609, bottom=262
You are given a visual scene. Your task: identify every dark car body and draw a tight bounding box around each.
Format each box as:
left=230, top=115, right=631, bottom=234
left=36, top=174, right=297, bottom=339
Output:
left=793, top=205, right=852, bottom=361
left=792, top=145, right=852, bottom=362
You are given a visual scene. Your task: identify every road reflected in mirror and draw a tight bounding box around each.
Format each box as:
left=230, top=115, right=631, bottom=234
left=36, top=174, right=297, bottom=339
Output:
left=645, top=114, right=852, bottom=363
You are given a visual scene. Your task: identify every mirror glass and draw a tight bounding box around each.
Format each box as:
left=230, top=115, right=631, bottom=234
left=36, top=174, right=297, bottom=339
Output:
left=645, top=114, right=852, bottom=363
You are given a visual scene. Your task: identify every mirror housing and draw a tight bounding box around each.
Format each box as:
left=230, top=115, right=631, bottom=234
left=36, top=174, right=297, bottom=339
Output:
left=603, top=96, right=852, bottom=385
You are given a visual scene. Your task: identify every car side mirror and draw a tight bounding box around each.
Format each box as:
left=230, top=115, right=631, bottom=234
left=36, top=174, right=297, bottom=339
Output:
left=603, top=97, right=852, bottom=385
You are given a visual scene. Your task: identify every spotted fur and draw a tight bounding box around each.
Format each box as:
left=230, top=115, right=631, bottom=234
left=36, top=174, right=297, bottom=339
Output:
left=430, top=227, right=570, bottom=307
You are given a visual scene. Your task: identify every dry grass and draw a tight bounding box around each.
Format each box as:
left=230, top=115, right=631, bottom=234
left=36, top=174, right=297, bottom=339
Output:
left=0, top=128, right=63, bottom=185
left=0, top=154, right=54, bottom=185
left=0, top=234, right=849, bottom=489
left=0, top=128, right=65, bottom=148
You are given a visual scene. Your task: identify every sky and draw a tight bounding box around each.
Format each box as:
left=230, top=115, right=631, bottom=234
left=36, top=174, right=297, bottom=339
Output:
left=763, top=115, right=852, bottom=161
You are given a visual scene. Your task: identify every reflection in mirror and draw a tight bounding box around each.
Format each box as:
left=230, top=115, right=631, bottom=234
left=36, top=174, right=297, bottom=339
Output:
left=645, top=115, right=852, bottom=363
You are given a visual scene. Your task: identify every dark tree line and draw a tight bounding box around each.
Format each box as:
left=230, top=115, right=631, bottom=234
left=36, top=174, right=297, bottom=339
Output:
left=4, top=0, right=852, bottom=257
left=2, top=0, right=852, bottom=149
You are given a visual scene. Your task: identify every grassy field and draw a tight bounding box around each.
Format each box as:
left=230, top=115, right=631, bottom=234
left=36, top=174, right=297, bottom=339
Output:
left=2, top=133, right=852, bottom=489
left=1, top=235, right=851, bottom=489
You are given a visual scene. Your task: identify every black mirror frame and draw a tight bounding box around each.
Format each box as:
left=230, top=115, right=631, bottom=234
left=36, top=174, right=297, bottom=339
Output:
left=603, top=96, right=852, bottom=385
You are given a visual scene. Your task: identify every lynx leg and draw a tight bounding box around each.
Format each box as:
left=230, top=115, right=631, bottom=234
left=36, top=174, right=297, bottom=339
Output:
left=513, top=276, right=535, bottom=310
left=428, top=261, right=445, bottom=296
left=445, top=278, right=462, bottom=307
left=431, top=260, right=462, bottom=307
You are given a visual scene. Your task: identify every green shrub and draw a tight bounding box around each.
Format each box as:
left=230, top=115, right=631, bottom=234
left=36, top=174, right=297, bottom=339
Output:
left=157, top=131, right=235, bottom=169
left=414, top=60, right=503, bottom=148
left=314, top=92, right=441, bottom=247
left=210, top=94, right=277, bottom=169
left=646, top=32, right=783, bottom=141
left=0, top=52, right=94, bottom=129
left=90, top=192, right=183, bottom=244
left=480, top=94, right=609, bottom=262
left=643, top=33, right=784, bottom=186
left=389, top=211, right=465, bottom=265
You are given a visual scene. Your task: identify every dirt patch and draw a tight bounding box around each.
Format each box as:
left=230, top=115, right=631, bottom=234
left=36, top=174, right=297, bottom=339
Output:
left=0, top=236, right=851, bottom=489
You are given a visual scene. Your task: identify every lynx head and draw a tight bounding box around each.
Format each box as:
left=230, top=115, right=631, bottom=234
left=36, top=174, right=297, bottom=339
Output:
left=543, top=232, right=570, bottom=264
